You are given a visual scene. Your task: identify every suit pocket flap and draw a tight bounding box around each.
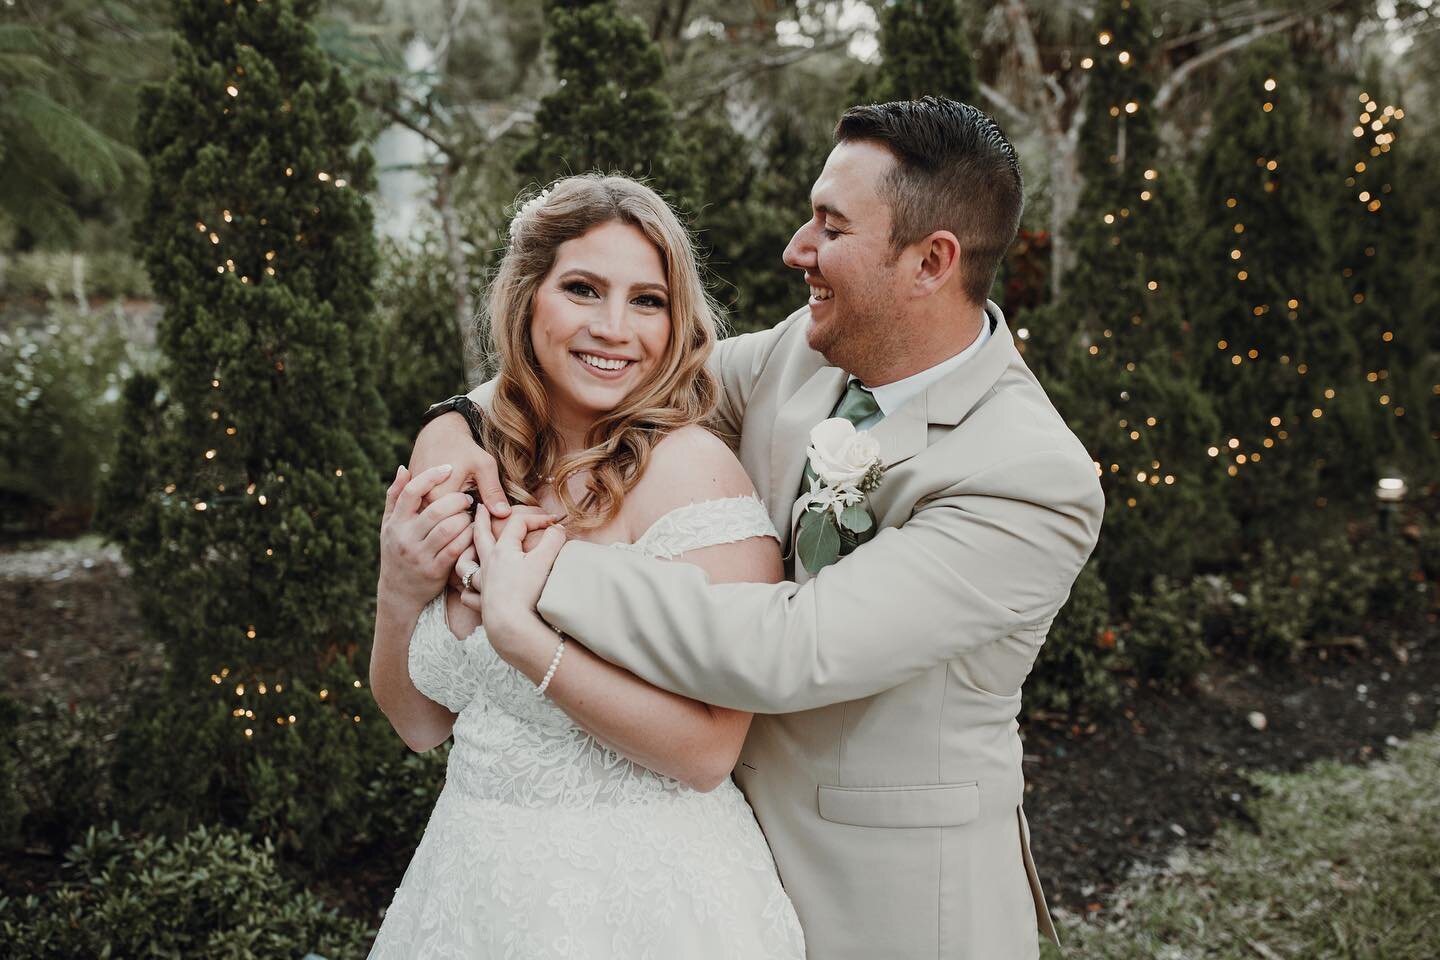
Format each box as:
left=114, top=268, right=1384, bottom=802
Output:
left=817, top=782, right=979, bottom=828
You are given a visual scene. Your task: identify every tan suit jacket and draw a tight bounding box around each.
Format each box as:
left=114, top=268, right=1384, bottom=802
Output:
left=534, top=302, right=1104, bottom=959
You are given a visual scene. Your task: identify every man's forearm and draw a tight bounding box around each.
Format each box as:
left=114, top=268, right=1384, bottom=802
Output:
left=536, top=454, right=1102, bottom=713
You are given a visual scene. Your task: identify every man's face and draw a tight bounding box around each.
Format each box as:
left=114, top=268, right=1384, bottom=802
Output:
left=782, top=140, right=906, bottom=378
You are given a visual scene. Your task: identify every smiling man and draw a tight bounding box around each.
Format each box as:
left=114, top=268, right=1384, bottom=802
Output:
left=410, top=97, right=1103, bottom=959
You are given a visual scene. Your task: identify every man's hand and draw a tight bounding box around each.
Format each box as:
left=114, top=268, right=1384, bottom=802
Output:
left=410, top=411, right=511, bottom=518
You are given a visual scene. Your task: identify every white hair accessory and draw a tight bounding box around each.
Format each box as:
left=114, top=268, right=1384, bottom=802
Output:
left=509, top=188, right=551, bottom=237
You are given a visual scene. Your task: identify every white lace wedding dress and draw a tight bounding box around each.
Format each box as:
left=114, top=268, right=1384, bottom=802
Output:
left=368, top=495, right=806, bottom=960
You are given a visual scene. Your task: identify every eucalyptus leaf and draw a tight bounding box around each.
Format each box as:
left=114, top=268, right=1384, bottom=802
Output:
left=797, top=509, right=841, bottom=572
left=840, top=503, right=873, bottom=534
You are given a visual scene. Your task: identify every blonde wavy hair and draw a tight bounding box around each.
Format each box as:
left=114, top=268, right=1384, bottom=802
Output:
left=476, top=174, right=723, bottom=530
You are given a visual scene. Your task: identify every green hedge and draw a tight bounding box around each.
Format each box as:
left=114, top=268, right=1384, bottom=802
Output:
left=0, top=823, right=372, bottom=959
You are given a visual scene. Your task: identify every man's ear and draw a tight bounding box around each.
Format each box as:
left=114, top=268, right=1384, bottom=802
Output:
left=910, top=230, right=961, bottom=298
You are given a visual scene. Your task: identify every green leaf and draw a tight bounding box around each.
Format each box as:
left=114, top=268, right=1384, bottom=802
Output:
left=840, top=503, right=873, bottom=534
left=797, top=508, right=841, bottom=573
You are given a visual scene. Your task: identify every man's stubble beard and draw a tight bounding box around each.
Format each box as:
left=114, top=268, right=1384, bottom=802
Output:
left=812, top=290, right=891, bottom=382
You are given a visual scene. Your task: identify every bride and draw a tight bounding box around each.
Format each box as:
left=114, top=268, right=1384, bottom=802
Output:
left=367, top=175, right=806, bottom=958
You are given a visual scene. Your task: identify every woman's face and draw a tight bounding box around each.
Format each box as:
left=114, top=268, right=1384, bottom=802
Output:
left=529, top=220, right=673, bottom=434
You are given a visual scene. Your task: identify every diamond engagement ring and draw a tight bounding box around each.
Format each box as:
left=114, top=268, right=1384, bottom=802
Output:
left=461, top=565, right=478, bottom=592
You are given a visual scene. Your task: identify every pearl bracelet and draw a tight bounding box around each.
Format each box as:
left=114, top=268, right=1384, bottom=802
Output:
left=536, top=634, right=566, bottom=696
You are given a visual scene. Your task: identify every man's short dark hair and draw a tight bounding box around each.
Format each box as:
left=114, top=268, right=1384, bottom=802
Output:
left=835, top=97, right=1024, bottom=304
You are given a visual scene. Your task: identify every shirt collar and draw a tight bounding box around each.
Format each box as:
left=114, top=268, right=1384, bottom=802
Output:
left=850, top=305, right=995, bottom=417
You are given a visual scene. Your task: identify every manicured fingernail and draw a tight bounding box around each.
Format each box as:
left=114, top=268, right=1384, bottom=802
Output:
left=439, top=464, right=453, bottom=474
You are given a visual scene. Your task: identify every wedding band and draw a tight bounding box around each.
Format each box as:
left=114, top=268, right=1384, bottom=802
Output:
left=461, top=565, right=478, bottom=592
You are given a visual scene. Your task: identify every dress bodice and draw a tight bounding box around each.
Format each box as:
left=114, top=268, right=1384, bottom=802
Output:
left=407, top=495, right=778, bottom=809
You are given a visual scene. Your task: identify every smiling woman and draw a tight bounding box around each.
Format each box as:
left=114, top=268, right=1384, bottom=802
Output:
left=529, top=223, right=673, bottom=437
left=479, top=175, right=722, bottom=532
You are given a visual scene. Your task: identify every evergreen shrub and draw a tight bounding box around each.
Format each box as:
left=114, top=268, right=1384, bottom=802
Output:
left=0, top=696, right=23, bottom=850
left=0, top=823, right=372, bottom=960
left=1228, top=541, right=1320, bottom=661
left=100, top=0, right=402, bottom=866
left=1123, top=576, right=1212, bottom=691
left=9, top=699, right=114, bottom=855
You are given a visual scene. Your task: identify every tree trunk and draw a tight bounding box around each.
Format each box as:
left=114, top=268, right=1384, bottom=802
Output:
left=435, top=163, right=482, bottom=387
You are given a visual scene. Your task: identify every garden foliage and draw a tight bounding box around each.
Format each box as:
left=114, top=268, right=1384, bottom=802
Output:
left=97, top=0, right=411, bottom=865
left=0, top=823, right=372, bottom=959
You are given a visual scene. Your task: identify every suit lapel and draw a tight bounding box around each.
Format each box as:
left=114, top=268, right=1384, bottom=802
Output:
left=769, top=365, right=848, bottom=551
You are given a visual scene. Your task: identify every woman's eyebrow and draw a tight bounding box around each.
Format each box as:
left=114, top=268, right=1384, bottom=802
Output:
left=559, top=267, right=608, bottom=287
left=560, top=267, right=667, bottom=296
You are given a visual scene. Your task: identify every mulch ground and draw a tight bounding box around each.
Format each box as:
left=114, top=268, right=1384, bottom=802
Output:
left=1022, top=621, right=1440, bottom=918
left=3, top=537, right=1437, bottom=929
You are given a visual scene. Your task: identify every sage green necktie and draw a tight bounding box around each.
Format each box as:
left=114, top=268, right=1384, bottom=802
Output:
left=799, top=379, right=880, bottom=500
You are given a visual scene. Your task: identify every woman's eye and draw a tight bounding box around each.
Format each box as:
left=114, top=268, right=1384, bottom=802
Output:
left=565, top=281, right=599, bottom=298
left=634, top=294, right=667, bottom=309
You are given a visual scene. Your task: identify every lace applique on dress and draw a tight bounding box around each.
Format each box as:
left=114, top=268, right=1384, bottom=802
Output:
left=406, top=594, right=479, bottom=713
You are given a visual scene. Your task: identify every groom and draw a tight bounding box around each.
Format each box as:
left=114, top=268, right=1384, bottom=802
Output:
left=413, top=97, right=1102, bottom=958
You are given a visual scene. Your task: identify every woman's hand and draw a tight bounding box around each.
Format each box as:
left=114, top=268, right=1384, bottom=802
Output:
left=377, top=464, right=476, bottom=612
left=461, top=511, right=567, bottom=655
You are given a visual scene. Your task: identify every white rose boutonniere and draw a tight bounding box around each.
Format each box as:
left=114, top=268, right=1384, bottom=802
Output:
left=797, top=418, right=886, bottom=573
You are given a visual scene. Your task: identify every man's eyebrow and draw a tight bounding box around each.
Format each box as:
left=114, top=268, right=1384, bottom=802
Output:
left=814, top=202, right=850, bottom=224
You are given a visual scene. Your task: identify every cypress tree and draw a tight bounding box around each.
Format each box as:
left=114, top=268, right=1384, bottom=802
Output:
left=854, top=0, right=977, bottom=104
left=101, top=0, right=397, bottom=862
left=1189, top=39, right=1365, bottom=541
left=1028, top=0, right=1228, bottom=599
left=1335, top=86, right=1438, bottom=476
left=515, top=0, right=691, bottom=198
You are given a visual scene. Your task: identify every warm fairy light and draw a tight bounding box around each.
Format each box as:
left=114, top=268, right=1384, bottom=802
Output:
left=1099, top=31, right=1113, bottom=45
left=1264, top=78, right=1277, bottom=91
left=1081, top=56, right=1094, bottom=69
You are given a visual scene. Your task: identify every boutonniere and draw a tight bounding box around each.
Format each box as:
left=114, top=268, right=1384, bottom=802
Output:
left=797, top=418, right=886, bottom=573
